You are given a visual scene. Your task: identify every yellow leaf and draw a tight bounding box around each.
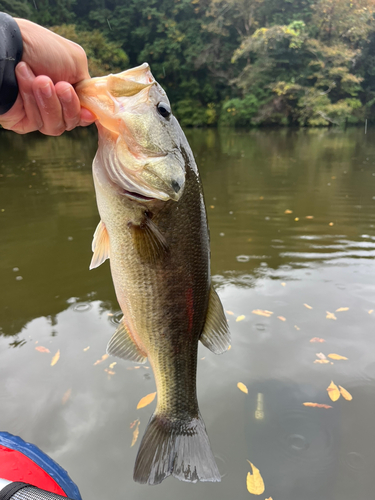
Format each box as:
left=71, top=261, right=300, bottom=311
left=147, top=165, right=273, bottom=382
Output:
left=35, top=346, right=50, bottom=353
left=336, top=307, right=349, bottom=312
left=62, top=388, right=72, bottom=405
left=314, top=359, right=330, bottom=364
left=236, top=315, right=246, bottom=322
left=94, top=354, right=109, bottom=366
left=306, top=215, right=314, bottom=219
left=304, top=303, right=313, bottom=309
left=277, top=316, right=286, bottom=321
left=339, top=385, right=353, bottom=401
left=329, top=222, right=334, bottom=226
left=226, top=310, right=234, bottom=315
left=281, top=282, right=286, bottom=286
left=51, top=350, right=60, bottom=367
left=109, top=362, right=117, bottom=369
left=327, top=381, right=340, bottom=401
left=246, top=461, right=265, bottom=495
left=237, top=382, right=248, bottom=394
left=137, top=392, right=156, bottom=409
left=284, top=209, right=293, bottom=214
left=294, top=217, right=299, bottom=221
left=368, top=309, right=373, bottom=314
left=326, top=311, right=337, bottom=320
left=104, top=368, right=115, bottom=376
left=294, top=325, right=300, bottom=330
left=327, top=353, right=348, bottom=360
left=131, top=420, right=140, bottom=447
left=252, top=309, right=273, bottom=317
left=83, top=346, right=90, bottom=352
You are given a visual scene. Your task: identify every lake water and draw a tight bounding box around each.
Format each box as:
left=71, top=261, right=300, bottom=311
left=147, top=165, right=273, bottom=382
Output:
left=1, top=126, right=375, bottom=500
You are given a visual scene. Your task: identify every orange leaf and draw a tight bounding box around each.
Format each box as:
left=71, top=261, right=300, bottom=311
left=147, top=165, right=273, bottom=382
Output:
left=252, top=309, right=273, bottom=317
left=237, top=382, right=248, bottom=394
left=94, top=354, right=109, bottom=366
left=327, top=353, right=348, bottom=360
left=339, top=385, right=353, bottom=401
left=284, top=209, right=293, bottom=214
left=226, top=310, right=234, bottom=315
left=304, top=303, right=313, bottom=309
left=303, top=402, right=332, bottom=409
left=327, top=381, right=340, bottom=401
left=51, top=350, right=60, bottom=367
left=35, top=346, right=50, bottom=353
left=137, top=392, right=156, bottom=409
left=277, top=316, right=286, bottom=321
left=310, top=337, right=325, bottom=343
left=246, top=461, right=265, bottom=495
left=314, top=359, right=330, bottom=364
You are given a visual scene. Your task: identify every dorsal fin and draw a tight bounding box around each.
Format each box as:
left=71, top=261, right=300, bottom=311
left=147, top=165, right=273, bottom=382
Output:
left=90, top=220, right=110, bottom=270
left=200, top=286, right=231, bottom=354
left=107, top=318, right=147, bottom=364
left=129, top=216, right=168, bottom=264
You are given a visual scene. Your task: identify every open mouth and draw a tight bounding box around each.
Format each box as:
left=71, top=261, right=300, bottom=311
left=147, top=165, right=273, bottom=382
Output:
left=121, top=188, right=156, bottom=202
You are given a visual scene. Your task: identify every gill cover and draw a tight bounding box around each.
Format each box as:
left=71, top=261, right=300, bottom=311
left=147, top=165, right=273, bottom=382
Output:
left=76, top=63, right=185, bottom=201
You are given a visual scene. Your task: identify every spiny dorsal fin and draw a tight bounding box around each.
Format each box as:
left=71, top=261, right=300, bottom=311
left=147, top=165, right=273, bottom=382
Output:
left=200, top=286, right=231, bottom=354
left=90, top=220, right=110, bottom=270
left=130, top=217, right=168, bottom=264
left=107, top=318, right=147, bottom=364
left=108, top=75, right=153, bottom=97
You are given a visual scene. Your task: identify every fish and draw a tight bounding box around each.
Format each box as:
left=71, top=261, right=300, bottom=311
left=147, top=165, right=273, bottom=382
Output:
left=76, top=63, right=230, bottom=485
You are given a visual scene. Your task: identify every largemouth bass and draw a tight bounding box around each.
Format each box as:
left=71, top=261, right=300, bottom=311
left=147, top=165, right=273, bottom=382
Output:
left=76, top=64, right=230, bottom=485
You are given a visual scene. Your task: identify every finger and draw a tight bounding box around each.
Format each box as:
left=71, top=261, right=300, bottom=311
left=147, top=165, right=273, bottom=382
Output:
left=55, top=82, right=81, bottom=131
left=10, top=62, right=43, bottom=134
left=79, top=107, right=96, bottom=127
left=32, top=76, right=65, bottom=136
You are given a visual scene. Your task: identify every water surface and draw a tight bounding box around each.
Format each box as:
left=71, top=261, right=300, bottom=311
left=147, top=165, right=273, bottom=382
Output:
left=1, top=127, right=375, bottom=500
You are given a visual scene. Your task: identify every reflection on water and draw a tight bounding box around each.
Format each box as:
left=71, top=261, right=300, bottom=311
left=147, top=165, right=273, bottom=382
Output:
left=1, top=127, right=375, bottom=499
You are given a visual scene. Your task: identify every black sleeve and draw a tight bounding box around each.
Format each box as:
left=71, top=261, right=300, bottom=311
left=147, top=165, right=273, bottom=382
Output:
left=0, top=12, right=23, bottom=115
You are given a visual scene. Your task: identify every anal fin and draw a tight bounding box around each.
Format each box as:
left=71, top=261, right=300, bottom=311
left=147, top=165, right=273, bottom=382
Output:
left=107, top=318, right=147, bottom=364
left=200, top=286, right=231, bottom=354
left=90, top=220, right=110, bottom=270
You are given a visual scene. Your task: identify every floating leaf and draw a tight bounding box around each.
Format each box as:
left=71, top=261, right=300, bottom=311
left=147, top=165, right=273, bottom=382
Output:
left=104, top=368, right=115, bottom=376
left=327, top=381, right=340, bottom=401
left=227, top=345, right=232, bottom=350
left=304, top=303, right=313, bottom=309
left=35, top=346, right=50, bottom=353
left=137, top=392, right=156, bottom=409
left=51, top=350, right=60, bottom=366
left=294, top=217, right=299, bottom=221
left=83, top=346, right=90, bottom=352
left=62, top=388, right=72, bottom=405
left=284, top=209, right=293, bottom=214
left=306, top=215, right=314, bottom=219
left=326, top=311, right=337, bottom=320
left=226, top=310, right=234, bottom=315
left=246, top=461, right=265, bottom=495
left=281, top=282, right=286, bottom=286
left=94, top=354, right=109, bottom=366
left=316, top=352, right=327, bottom=360
left=277, top=316, right=286, bottom=322
left=314, top=359, right=330, bottom=364
left=336, top=307, right=349, bottom=312
left=339, top=385, right=353, bottom=401
left=252, top=310, right=273, bottom=317
left=294, top=325, right=300, bottom=330
left=328, top=353, right=348, bottom=360
left=131, top=420, right=140, bottom=447
left=310, top=337, right=325, bottom=343
left=368, top=309, right=373, bottom=314
left=237, top=382, right=248, bottom=394
left=236, top=315, right=246, bottom=322
left=303, top=402, right=332, bottom=409
left=210, top=205, right=215, bottom=209
left=109, top=362, right=117, bottom=369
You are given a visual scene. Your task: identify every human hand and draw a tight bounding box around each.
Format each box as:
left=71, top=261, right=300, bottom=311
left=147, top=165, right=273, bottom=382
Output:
left=0, top=18, right=95, bottom=135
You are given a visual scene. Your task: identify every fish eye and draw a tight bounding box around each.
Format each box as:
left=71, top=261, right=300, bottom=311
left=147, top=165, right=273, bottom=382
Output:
left=157, top=102, right=171, bottom=119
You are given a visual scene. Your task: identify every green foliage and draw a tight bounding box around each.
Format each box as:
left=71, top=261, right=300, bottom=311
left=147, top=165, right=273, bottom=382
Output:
left=7, top=0, right=375, bottom=126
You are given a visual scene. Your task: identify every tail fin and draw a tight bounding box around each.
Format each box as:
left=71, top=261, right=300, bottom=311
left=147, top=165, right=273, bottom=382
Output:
left=133, top=413, right=221, bottom=485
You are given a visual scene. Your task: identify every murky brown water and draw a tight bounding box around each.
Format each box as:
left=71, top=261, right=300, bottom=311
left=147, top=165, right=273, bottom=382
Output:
left=1, top=126, right=375, bottom=500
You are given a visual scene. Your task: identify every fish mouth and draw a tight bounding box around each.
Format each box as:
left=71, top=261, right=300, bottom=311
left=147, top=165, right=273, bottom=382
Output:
left=121, top=188, right=156, bottom=202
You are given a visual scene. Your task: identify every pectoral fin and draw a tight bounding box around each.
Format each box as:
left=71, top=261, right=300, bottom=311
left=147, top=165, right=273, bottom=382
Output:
left=200, top=287, right=231, bottom=354
left=107, top=319, right=147, bottom=364
left=90, top=220, right=110, bottom=270
left=130, top=217, right=168, bottom=264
